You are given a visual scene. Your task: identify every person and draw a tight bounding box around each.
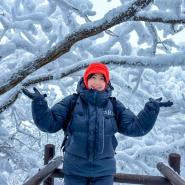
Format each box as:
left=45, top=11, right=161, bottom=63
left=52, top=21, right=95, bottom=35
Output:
left=22, top=63, right=173, bottom=185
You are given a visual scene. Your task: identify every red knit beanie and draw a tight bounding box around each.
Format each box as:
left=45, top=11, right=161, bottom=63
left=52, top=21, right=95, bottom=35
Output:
left=84, top=63, right=109, bottom=89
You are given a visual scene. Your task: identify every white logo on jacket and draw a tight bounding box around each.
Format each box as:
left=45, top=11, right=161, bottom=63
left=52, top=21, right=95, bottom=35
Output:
left=103, top=110, right=115, bottom=117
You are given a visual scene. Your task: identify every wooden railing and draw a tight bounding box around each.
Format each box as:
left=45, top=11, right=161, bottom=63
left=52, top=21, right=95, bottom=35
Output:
left=23, top=144, right=185, bottom=185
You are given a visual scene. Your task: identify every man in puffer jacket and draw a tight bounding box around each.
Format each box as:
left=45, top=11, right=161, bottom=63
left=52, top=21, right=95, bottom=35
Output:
left=22, top=63, right=173, bottom=185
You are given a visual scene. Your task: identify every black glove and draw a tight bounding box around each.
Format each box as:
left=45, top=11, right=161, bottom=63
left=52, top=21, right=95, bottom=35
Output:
left=22, top=87, right=47, bottom=100
left=149, top=97, right=173, bottom=107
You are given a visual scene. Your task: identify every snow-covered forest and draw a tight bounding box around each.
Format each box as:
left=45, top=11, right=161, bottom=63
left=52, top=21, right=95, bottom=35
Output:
left=1, top=0, right=185, bottom=184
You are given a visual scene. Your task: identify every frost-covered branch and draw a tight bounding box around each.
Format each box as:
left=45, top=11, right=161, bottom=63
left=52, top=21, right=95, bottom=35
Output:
left=53, top=0, right=118, bottom=37
left=116, top=137, right=185, bottom=166
left=11, top=7, right=53, bottom=33
left=157, top=37, right=169, bottom=53
left=1, top=12, right=184, bottom=60
left=12, top=137, right=42, bottom=154
left=146, top=23, right=158, bottom=56
left=133, top=12, right=185, bottom=24
left=0, top=0, right=153, bottom=96
left=131, top=21, right=159, bottom=93
left=1, top=52, right=185, bottom=114
left=0, top=90, right=20, bottom=114
left=0, top=17, right=37, bottom=37
left=131, top=69, right=144, bottom=94
left=3, top=148, right=29, bottom=172
left=138, top=22, right=158, bottom=57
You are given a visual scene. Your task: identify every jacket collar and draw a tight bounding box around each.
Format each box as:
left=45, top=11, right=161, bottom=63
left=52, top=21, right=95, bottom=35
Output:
left=76, top=77, right=114, bottom=107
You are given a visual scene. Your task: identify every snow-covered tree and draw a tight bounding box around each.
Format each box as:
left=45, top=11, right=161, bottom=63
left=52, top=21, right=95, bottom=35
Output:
left=1, top=0, right=185, bottom=184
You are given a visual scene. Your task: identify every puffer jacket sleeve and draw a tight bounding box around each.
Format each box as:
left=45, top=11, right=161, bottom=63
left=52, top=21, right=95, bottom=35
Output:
left=31, top=94, right=73, bottom=133
left=114, top=99, right=159, bottom=137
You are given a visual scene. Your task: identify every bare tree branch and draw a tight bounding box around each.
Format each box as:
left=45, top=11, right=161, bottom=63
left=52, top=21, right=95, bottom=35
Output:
left=1, top=51, right=185, bottom=114
left=158, top=37, right=169, bottom=52
left=0, top=0, right=153, bottom=96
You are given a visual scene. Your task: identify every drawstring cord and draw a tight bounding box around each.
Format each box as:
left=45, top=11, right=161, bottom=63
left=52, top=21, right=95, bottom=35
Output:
left=101, top=117, right=105, bottom=154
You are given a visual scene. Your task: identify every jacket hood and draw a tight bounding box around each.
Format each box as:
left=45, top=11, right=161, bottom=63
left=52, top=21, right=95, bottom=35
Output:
left=76, top=77, right=114, bottom=107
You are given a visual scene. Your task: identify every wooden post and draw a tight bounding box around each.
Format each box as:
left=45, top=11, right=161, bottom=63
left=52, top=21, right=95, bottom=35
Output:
left=43, top=144, right=55, bottom=185
left=157, top=162, right=185, bottom=185
left=168, top=153, right=181, bottom=175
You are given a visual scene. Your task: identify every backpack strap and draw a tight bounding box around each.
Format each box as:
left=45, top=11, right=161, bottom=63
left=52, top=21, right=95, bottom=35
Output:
left=109, top=96, right=118, bottom=120
left=61, top=93, right=79, bottom=154
left=109, top=96, right=116, bottom=102
left=62, top=93, right=80, bottom=131
left=109, top=96, right=117, bottom=109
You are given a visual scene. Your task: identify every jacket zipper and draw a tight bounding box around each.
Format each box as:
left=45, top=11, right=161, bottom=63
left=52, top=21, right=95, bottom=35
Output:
left=101, top=117, right=105, bottom=154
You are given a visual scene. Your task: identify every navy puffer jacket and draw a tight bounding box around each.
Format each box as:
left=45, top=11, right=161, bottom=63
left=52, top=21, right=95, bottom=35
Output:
left=31, top=78, right=159, bottom=177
